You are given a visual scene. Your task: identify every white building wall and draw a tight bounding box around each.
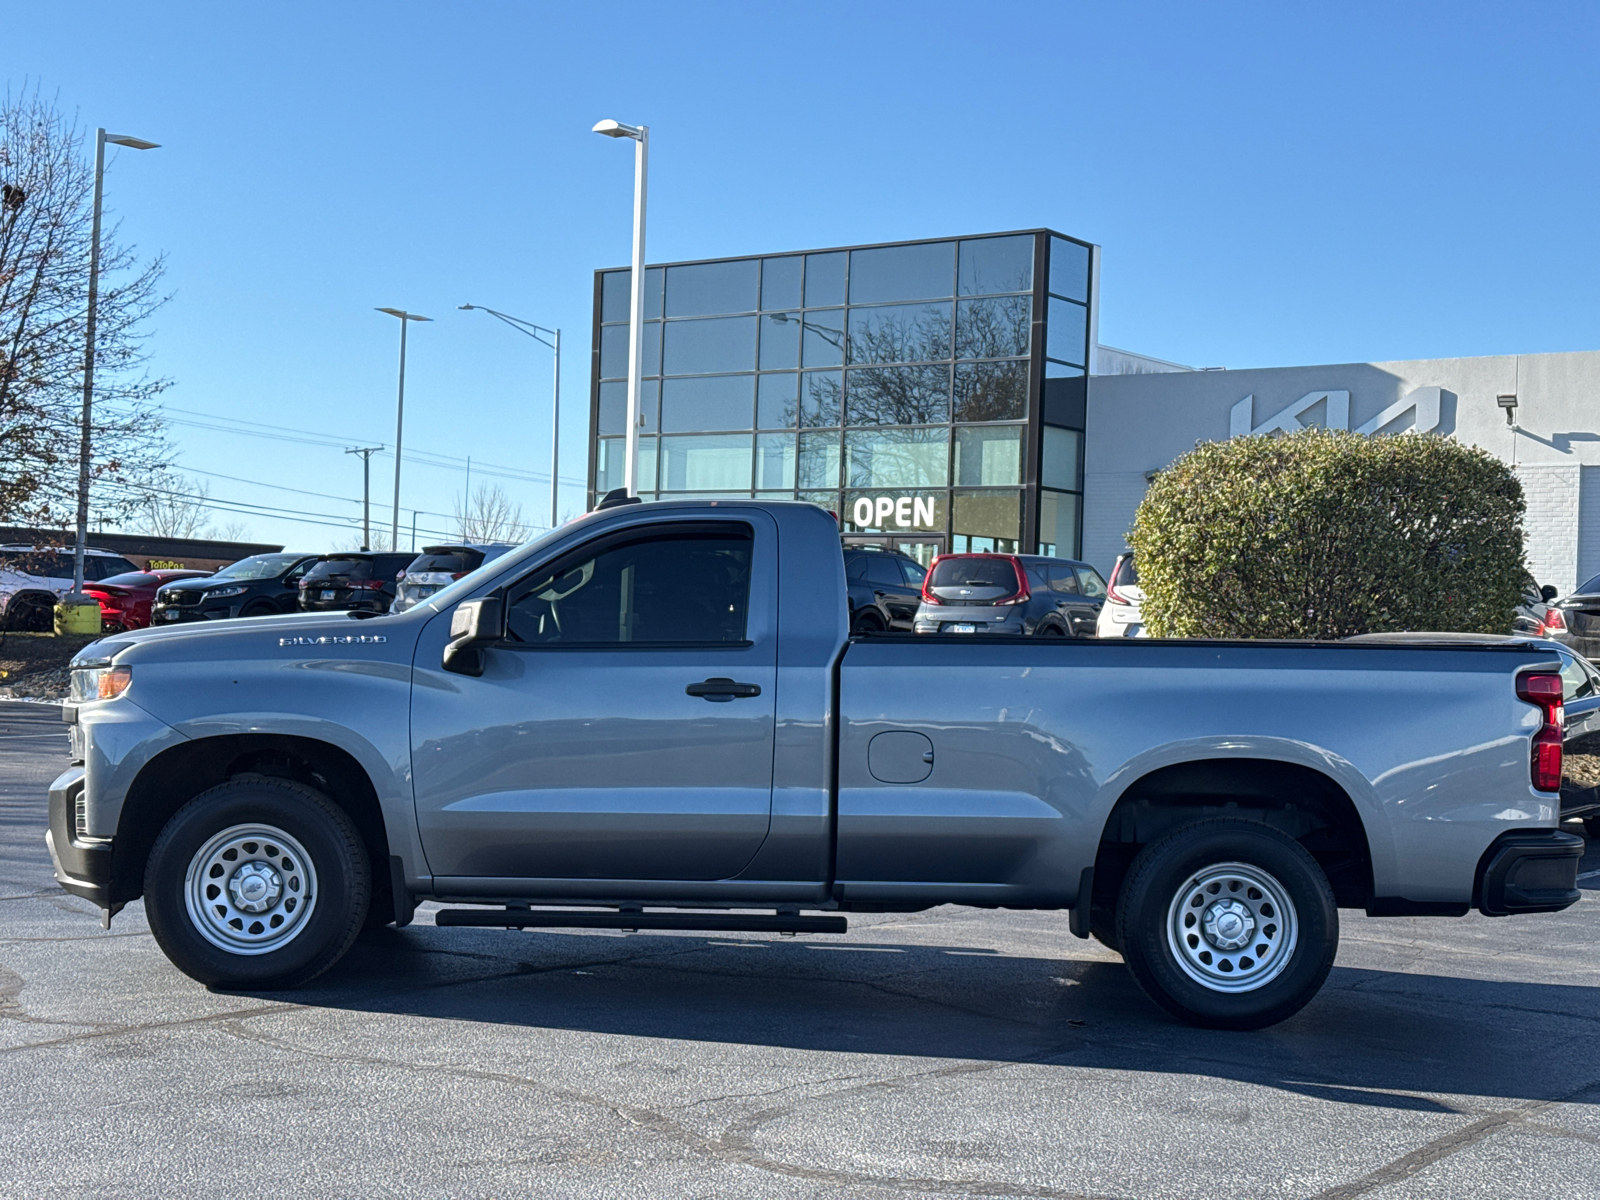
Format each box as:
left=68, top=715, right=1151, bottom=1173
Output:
left=1082, top=350, right=1600, bottom=589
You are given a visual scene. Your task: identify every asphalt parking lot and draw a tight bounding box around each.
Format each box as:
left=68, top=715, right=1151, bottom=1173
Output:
left=2, top=701, right=1598, bottom=1199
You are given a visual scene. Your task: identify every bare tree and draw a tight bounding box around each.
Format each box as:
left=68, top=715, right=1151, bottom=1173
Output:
left=454, top=483, right=531, bottom=544
left=0, top=87, right=170, bottom=527
left=131, top=475, right=213, bottom=538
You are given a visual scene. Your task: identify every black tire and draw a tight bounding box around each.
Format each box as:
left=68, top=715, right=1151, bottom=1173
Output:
left=1036, top=624, right=1067, bottom=638
left=144, top=778, right=370, bottom=990
left=1116, top=818, right=1337, bottom=1030
left=851, top=610, right=885, bottom=634
left=1584, top=816, right=1600, bottom=842
left=240, top=601, right=278, bottom=618
left=1089, top=905, right=1120, bottom=954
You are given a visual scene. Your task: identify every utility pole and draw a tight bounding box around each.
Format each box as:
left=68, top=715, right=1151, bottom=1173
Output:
left=345, top=446, right=382, bottom=550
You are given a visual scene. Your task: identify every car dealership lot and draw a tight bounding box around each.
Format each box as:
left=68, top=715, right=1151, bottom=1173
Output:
left=2, top=702, right=1597, bottom=1199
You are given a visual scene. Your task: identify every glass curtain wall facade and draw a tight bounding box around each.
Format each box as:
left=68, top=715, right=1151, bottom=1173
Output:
left=590, top=230, right=1094, bottom=560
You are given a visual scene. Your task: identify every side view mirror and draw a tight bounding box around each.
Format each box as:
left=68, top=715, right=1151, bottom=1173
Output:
left=1541, top=584, right=1559, bottom=602
left=442, top=596, right=505, bottom=677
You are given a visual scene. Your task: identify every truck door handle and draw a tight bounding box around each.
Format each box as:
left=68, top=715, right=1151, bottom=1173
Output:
left=686, top=677, right=762, bottom=702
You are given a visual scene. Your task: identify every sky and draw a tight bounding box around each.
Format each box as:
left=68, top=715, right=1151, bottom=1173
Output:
left=11, top=2, right=1600, bottom=550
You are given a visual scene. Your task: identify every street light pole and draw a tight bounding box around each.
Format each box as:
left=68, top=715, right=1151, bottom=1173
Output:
left=458, top=304, right=561, bottom=529
left=345, top=446, right=382, bottom=550
left=73, top=129, right=158, bottom=595
left=593, top=119, right=648, bottom=496
left=376, top=308, right=431, bottom=552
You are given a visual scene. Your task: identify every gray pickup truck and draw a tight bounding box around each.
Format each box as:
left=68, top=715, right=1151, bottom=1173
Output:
left=48, top=499, right=1584, bottom=1029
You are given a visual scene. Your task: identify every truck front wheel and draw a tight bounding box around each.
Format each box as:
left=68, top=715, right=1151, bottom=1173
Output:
left=1115, top=818, right=1337, bottom=1030
left=144, top=778, right=370, bottom=989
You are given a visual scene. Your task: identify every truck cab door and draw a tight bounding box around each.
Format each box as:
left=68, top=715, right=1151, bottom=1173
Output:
left=410, top=512, right=778, bottom=884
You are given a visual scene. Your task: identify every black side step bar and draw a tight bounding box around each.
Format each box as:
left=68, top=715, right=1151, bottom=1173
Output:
left=433, top=909, right=847, bottom=934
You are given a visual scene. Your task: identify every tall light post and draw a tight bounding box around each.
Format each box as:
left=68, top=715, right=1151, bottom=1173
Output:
left=73, top=129, right=159, bottom=595
left=376, top=308, right=431, bottom=551
left=593, top=118, right=648, bottom=496
left=459, top=305, right=561, bottom=528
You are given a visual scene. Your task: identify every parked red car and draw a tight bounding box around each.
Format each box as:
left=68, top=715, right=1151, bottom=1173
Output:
left=85, top=569, right=213, bottom=631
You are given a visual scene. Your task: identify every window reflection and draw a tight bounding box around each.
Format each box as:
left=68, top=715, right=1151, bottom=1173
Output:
left=598, top=380, right=660, bottom=435
left=660, top=375, right=754, bottom=433
left=799, top=370, right=842, bottom=427
left=846, top=302, right=952, bottom=366
left=958, top=235, right=1034, bottom=297
left=844, top=428, right=949, bottom=489
left=955, top=296, right=1030, bottom=359
left=665, top=259, right=759, bottom=318
left=799, top=310, right=845, bottom=368
left=659, top=433, right=754, bottom=491
left=757, top=373, right=798, bottom=429
left=599, top=324, right=628, bottom=380
left=759, top=312, right=801, bottom=370
left=953, top=360, right=1028, bottom=422
left=755, top=432, right=797, bottom=489
left=597, top=436, right=659, bottom=492
left=953, top=426, right=1022, bottom=486
left=761, top=256, right=803, bottom=311
left=805, top=251, right=846, bottom=307
left=1037, top=489, right=1080, bottom=558
left=798, top=432, right=841, bottom=489
left=848, top=241, right=954, bottom=305
left=952, top=490, right=1022, bottom=554
left=1046, top=296, right=1088, bottom=366
left=601, top=267, right=664, bottom=321
left=845, top=364, right=950, bottom=426
left=1049, top=237, right=1090, bottom=305
left=663, top=316, right=757, bottom=376
left=1040, top=426, right=1081, bottom=491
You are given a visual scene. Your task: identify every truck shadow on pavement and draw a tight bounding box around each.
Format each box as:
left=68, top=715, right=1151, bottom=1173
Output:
left=262, top=920, right=1600, bottom=1114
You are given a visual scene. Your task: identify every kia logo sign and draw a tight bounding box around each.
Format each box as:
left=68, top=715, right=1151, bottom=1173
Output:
left=1229, top=387, right=1442, bottom=438
left=852, top=496, right=937, bottom=529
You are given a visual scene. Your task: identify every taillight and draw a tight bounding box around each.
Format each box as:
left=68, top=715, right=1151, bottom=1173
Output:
left=1107, top=582, right=1132, bottom=605
left=1542, top=608, right=1567, bottom=633
left=999, top=558, right=1032, bottom=605
left=921, top=555, right=948, bottom=606
left=1516, top=672, right=1564, bottom=792
left=451, top=571, right=466, bottom=580
left=359, top=579, right=387, bottom=590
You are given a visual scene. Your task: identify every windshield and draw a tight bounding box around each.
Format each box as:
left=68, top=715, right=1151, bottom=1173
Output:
left=929, top=557, right=1018, bottom=589
left=211, top=554, right=303, bottom=582
left=1578, top=574, right=1600, bottom=596
left=304, top=558, right=374, bottom=582
left=95, top=572, right=159, bottom=588
left=408, top=550, right=477, bottom=574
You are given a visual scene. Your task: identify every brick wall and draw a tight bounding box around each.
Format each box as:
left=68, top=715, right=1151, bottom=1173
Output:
left=1516, top=464, right=1581, bottom=595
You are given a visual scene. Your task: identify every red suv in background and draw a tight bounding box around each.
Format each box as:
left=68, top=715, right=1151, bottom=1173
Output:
left=85, top=569, right=213, bottom=632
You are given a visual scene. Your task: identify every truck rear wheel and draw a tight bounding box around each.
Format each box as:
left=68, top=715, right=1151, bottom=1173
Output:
left=144, top=778, right=369, bottom=990
left=1115, top=818, right=1337, bottom=1030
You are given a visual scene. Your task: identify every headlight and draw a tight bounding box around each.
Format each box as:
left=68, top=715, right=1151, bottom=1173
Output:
left=206, top=586, right=247, bottom=598
left=69, top=665, right=132, bottom=703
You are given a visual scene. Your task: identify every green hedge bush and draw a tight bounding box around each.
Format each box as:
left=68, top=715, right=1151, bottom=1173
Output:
left=1127, top=429, right=1527, bottom=639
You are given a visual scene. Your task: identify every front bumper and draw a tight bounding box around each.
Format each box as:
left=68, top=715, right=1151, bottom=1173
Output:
left=1475, top=828, right=1584, bottom=916
left=45, top=766, right=114, bottom=909
left=150, top=603, right=238, bottom=623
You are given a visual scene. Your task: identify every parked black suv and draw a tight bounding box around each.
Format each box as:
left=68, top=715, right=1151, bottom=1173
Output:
left=150, top=553, right=318, bottom=624
left=844, top=545, right=927, bottom=632
left=298, top=552, right=415, bottom=614
left=913, top=552, right=1107, bottom=636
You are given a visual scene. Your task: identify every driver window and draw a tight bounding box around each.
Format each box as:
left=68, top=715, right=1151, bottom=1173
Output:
left=506, top=526, right=753, bottom=646
left=283, top=563, right=309, bottom=585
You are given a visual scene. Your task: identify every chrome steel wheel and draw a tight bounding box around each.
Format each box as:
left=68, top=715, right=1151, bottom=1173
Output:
left=184, top=824, right=318, bottom=956
left=1166, top=861, right=1298, bottom=993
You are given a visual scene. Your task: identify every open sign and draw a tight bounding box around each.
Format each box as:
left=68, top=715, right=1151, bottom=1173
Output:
left=850, top=495, right=937, bottom=530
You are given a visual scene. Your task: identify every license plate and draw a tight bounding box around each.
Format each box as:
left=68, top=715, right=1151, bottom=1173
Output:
left=162, top=610, right=179, bottom=621
left=320, top=590, right=335, bottom=600
left=950, top=623, right=976, bottom=633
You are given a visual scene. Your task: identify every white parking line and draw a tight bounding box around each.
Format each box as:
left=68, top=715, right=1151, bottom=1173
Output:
left=1578, top=870, right=1600, bottom=882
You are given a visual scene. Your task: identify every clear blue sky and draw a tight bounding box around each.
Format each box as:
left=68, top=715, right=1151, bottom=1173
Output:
left=13, top=2, right=1599, bottom=549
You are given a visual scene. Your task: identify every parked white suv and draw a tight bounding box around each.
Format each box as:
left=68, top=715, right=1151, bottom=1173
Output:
left=0, top=545, right=141, bottom=631
left=1095, top=552, right=1145, bottom=638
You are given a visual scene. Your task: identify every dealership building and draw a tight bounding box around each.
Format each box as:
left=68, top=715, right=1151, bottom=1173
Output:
left=589, top=231, right=1600, bottom=591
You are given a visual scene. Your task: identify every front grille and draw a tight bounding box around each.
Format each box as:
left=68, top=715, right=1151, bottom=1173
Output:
left=166, top=591, right=203, bottom=607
